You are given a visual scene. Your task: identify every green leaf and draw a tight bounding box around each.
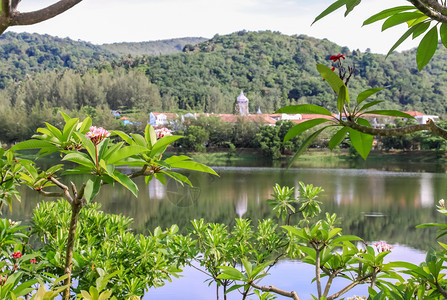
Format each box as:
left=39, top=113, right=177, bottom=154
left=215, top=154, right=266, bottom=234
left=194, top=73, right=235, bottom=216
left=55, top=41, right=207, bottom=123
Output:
left=276, top=104, right=332, bottom=116
left=337, top=85, right=349, bottom=113
left=169, top=160, right=218, bottom=176
left=145, top=124, right=158, bottom=148
left=362, top=110, right=415, bottom=119
left=84, top=177, right=102, bottom=202
left=412, top=21, right=430, bottom=39
left=363, top=6, right=416, bottom=26
left=61, top=117, right=79, bottom=142
left=10, top=139, right=52, bottom=151
left=440, top=23, right=447, bottom=48
left=78, top=116, right=92, bottom=133
left=358, top=100, right=384, bottom=112
left=357, top=88, right=384, bottom=104
left=386, top=24, right=418, bottom=57
left=316, top=64, right=345, bottom=94
left=217, top=266, right=246, bottom=281
left=62, top=152, right=95, bottom=169
left=161, top=171, right=192, bottom=186
left=349, top=118, right=373, bottom=160
left=284, top=119, right=331, bottom=142
left=111, top=130, right=134, bottom=145
left=417, top=26, right=439, bottom=71
left=155, top=172, right=166, bottom=185
left=288, top=127, right=329, bottom=167
left=345, top=0, right=361, bottom=17
left=331, top=235, right=363, bottom=243
left=107, top=145, right=149, bottom=165
left=130, top=133, right=147, bottom=147
left=112, top=170, right=138, bottom=197
left=312, top=0, right=347, bottom=25
left=150, top=135, right=183, bottom=157
left=44, top=122, right=63, bottom=141
left=329, top=127, right=348, bottom=150
left=382, top=12, right=425, bottom=31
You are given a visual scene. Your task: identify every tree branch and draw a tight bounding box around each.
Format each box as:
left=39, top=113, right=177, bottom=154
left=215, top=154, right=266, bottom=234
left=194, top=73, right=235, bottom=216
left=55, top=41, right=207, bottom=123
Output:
left=48, top=176, right=73, bottom=203
left=0, top=0, right=83, bottom=35
left=343, top=119, right=447, bottom=140
left=2, top=0, right=11, bottom=18
left=327, top=273, right=373, bottom=300
left=408, top=0, right=447, bottom=24
left=250, top=282, right=300, bottom=300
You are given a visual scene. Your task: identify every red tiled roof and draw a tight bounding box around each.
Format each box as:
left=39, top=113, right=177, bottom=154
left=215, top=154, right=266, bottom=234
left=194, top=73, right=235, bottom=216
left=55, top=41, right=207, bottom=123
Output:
left=403, top=111, right=425, bottom=117
left=152, top=112, right=179, bottom=119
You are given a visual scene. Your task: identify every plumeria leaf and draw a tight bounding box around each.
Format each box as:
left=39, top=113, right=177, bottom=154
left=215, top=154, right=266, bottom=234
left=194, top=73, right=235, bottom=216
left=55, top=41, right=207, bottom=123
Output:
left=107, top=145, right=149, bottom=164
left=276, top=104, right=332, bottom=116
left=412, top=21, right=431, bottom=39
left=381, top=12, right=425, bottom=31
left=440, top=23, right=447, bottom=48
left=312, top=0, right=347, bottom=25
left=168, top=160, right=218, bottom=176
left=284, top=119, right=331, bottom=142
left=78, top=116, right=92, bottom=133
left=130, top=133, right=147, bottom=147
left=358, top=100, right=385, bottom=112
left=329, top=127, right=349, bottom=150
left=111, top=170, right=138, bottom=197
left=357, top=88, right=384, bottom=104
left=150, top=135, right=183, bottom=157
left=288, top=127, right=329, bottom=167
left=337, top=85, right=349, bottom=113
left=386, top=24, right=419, bottom=57
left=61, top=117, right=79, bottom=142
left=345, top=0, right=361, bottom=17
left=362, top=110, right=414, bottom=119
left=145, top=124, right=158, bottom=148
left=111, top=130, right=134, bottom=145
left=161, top=171, right=192, bottom=186
left=363, top=6, right=416, bottom=26
left=417, top=26, right=438, bottom=71
left=349, top=118, right=373, bottom=160
left=62, top=152, right=95, bottom=169
left=84, top=177, right=102, bottom=202
left=317, top=64, right=345, bottom=94
left=155, top=172, right=167, bottom=185
left=10, top=139, right=53, bottom=151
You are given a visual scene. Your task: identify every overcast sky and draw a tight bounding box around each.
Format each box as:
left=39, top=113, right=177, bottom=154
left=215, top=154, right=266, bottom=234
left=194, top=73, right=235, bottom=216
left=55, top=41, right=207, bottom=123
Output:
left=8, top=0, right=418, bottom=54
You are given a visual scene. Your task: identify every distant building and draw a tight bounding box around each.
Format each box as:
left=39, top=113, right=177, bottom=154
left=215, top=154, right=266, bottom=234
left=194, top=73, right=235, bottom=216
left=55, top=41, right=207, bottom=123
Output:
left=149, top=112, right=179, bottom=127
left=235, top=91, right=249, bottom=116
left=404, top=111, right=439, bottom=124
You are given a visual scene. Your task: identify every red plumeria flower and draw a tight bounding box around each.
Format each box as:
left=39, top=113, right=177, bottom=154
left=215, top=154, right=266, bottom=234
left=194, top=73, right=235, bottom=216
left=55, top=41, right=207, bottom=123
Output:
left=331, top=66, right=336, bottom=71
left=30, top=259, right=37, bottom=264
left=11, top=252, right=22, bottom=259
left=329, top=54, right=346, bottom=62
left=13, top=264, right=18, bottom=270
left=85, top=126, right=111, bottom=145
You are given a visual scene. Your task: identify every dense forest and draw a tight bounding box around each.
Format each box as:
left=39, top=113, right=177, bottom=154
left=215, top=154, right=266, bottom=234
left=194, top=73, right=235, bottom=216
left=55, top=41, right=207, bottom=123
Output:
left=1, top=30, right=447, bottom=144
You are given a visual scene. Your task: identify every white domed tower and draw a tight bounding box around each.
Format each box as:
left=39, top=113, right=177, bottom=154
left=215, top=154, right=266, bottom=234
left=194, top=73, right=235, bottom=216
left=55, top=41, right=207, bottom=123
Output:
left=236, top=91, right=249, bottom=116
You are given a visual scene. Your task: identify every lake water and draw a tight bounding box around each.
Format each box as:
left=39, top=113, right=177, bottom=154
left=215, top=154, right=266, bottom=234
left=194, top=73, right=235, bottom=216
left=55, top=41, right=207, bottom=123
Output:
left=5, top=160, right=447, bottom=299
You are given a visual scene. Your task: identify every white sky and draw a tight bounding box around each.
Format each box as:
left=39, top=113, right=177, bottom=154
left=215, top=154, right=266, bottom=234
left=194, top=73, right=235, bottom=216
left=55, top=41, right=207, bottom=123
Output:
left=8, top=0, right=418, bottom=54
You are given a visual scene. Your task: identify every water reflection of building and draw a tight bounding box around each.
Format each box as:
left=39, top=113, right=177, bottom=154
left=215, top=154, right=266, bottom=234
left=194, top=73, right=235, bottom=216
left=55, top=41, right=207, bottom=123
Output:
left=419, top=173, right=434, bottom=207
left=236, top=193, right=248, bottom=218
left=148, top=179, right=166, bottom=200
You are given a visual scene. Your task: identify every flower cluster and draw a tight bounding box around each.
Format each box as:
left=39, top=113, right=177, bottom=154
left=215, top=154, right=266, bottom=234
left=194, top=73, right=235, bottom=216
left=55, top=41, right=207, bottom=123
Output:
left=30, top=258, right=37, bottom=264
left=373, top=241, right=393, bottom=253
left=11, top=252, right=22, bottom=259
left=330, top=53, right=346, bottom=62
left=155, top=128, right=172, bottom=139
left=85, top=126, right=111, bottom=145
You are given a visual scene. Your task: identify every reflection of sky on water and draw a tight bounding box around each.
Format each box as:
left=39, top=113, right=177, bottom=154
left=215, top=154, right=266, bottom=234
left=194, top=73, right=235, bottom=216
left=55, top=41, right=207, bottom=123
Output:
left=148, top=244, right=426, bottom=300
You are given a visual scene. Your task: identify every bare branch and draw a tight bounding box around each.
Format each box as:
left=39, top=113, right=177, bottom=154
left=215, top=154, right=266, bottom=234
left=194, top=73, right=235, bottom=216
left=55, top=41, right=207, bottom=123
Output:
left=250, top=282, right=300, bottom=300
left=424, top=0, right=447, bottom=12
left=48, top=176, right=73, bottom=203
left=327, top=273, right=373, bottom=300
left=12, top=0, right=82, bottom=26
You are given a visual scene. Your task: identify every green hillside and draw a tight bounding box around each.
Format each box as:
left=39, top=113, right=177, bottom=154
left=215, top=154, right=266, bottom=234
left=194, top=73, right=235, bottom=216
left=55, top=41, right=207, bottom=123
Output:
left=115, top=30, right=447, bottom=116
left=0, top=30, right=447, bottom=118
left=99, top=37, right=208, bottom=56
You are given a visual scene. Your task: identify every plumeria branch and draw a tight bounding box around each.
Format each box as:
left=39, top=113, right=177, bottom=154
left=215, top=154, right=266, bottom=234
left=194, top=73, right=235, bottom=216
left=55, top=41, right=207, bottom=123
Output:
left=249, top=282, right=300, bottom=300
left=0, top=0, right=83, bottom=35
left=407, top=0, right=447, bottom=23
left=341, top=119, right=447, bottom=139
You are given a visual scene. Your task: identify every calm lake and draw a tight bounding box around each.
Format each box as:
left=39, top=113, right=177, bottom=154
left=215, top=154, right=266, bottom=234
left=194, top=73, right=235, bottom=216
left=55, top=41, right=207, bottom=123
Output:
left=5, top=158, right=447, bottom=299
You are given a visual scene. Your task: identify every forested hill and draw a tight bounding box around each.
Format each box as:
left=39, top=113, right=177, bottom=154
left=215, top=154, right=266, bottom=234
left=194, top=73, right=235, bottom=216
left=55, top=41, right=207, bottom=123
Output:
left=115, top=30, right=447, bottom=116
left=99, top=37, right=208, bottom=56
left=1, top=30, right=447, bottom=117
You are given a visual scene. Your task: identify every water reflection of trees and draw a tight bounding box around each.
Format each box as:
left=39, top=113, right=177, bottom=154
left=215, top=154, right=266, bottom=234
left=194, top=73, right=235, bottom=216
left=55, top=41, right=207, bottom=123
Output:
left=5, top=167, right=447, bottom=251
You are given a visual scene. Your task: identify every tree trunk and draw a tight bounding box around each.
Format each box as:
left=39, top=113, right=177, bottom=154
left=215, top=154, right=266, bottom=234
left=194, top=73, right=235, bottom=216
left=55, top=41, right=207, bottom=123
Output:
left=62, top=200, right=83, bottom=300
